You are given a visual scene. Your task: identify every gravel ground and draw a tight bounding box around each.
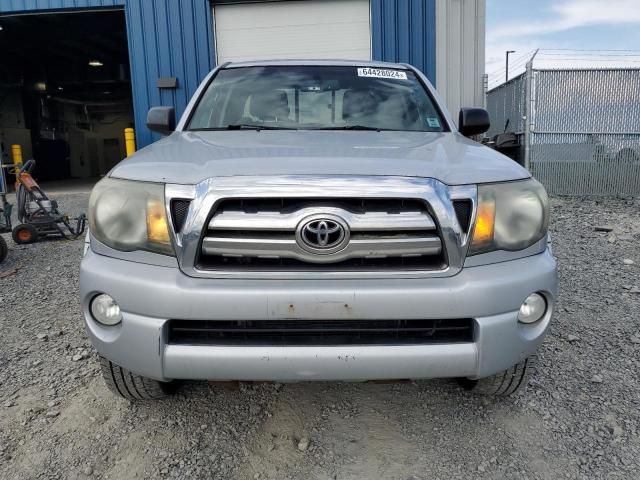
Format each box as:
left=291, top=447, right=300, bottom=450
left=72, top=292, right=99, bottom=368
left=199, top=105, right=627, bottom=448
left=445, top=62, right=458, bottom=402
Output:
left=0, top=193, right=638, bottom=480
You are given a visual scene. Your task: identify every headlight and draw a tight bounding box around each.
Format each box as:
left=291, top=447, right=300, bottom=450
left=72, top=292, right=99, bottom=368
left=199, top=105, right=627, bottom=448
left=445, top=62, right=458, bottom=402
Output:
left=88, top=177, right=174, bottom=255
left=469, top=179, right=549, bottom=255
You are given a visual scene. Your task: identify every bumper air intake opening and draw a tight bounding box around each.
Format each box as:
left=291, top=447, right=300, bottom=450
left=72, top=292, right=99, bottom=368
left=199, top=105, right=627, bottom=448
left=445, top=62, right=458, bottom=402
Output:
left=167, top=318, right=475, bottom=346
left=170, top=199, right=191, bottom=232
left=453, top=199, right=473, bottom=233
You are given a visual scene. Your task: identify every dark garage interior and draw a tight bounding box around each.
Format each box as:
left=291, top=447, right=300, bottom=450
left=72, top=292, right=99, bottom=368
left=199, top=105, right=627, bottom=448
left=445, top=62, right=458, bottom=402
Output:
left=0, top=9, right=133, bottom=183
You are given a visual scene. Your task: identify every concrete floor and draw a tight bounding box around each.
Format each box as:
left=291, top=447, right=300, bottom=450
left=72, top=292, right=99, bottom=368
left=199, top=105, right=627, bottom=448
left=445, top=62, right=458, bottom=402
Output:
left=2, top=177, right=99, bottom=196
left=36, top=177, right=100, bottom=194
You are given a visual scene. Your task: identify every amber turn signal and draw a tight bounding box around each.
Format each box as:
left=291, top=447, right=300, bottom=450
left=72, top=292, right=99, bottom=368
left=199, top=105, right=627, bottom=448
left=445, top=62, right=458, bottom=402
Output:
left=470, top=196, right=495, bottom=249
left=146, top=199, right=171, bottom=245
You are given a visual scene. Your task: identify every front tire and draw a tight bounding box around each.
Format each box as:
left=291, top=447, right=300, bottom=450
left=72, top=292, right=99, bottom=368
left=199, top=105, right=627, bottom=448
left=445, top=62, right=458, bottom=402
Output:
left=99, top=356, right=176, bottom=400
left=0, top=235, right=7, bottom=263
left=457, top=356, right=536, bottom=396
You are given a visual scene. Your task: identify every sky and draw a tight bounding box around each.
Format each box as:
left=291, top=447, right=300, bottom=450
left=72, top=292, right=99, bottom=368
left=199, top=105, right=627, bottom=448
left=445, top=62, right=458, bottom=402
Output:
left=486, top=0, right=640, bottom=89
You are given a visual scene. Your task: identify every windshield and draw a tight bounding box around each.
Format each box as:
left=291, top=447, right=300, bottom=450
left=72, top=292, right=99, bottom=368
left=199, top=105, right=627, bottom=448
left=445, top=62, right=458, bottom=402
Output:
left=187, top=66, right=447, bottom=132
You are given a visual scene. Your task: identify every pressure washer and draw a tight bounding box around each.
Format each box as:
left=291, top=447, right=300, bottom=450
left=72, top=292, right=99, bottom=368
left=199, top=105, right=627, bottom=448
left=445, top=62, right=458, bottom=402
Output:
left=11, top=159, right=86, bottom=244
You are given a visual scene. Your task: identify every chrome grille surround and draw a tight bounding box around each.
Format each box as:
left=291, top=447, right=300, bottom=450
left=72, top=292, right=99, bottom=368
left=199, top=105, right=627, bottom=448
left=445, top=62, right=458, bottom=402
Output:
left=165, top=176, right=477, bottom=279
left=203, top=205, right=442, bottom=264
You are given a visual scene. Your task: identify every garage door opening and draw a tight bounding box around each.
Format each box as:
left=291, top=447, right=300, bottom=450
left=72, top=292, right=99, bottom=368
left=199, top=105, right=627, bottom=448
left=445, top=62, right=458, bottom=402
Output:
left=0, top=9, right=133, bottom=186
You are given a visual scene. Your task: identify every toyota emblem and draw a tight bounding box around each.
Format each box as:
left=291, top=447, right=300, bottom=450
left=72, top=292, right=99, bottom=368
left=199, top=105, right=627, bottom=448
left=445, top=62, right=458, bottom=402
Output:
left=296, top=215, right=350, bottom=254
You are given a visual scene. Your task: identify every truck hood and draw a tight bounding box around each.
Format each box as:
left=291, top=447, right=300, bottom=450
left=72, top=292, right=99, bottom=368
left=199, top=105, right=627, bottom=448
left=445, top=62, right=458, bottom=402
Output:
left=110, top=130, right=529, bottom=185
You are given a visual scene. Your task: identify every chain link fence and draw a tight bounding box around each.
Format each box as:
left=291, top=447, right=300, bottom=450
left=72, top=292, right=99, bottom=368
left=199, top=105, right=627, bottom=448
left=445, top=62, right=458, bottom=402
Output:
left=487, top=68, right=640, bottom=196
left=486, top=74, right=526, bottom=136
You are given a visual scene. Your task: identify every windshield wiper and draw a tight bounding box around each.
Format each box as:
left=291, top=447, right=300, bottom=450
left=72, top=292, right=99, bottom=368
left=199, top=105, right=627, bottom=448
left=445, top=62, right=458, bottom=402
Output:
left=228, top=124, right=294, bottom=130
left=312, top=125, right=383, bottom=131
left=190, top=124, right=293, bottom=131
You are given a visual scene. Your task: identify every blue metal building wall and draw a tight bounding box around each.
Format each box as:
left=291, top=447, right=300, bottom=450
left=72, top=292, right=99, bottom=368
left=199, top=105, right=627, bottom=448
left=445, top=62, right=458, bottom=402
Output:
left=370, top=0, right=437, bottom=85
left=0, top=0, right=124, bottom=12
left=124, top=0, right=214, bottom=146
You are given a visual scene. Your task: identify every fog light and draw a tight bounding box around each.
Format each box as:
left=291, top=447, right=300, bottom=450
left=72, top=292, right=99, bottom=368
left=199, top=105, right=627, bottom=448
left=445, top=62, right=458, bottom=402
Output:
left=90, top=294, right=122, bottom=326
left=518, top=293, right=547, bottom=324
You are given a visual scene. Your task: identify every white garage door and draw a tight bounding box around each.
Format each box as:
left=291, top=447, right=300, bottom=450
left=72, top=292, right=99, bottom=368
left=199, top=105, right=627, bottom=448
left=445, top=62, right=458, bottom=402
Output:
left=214, top=0, right=371, bottom=64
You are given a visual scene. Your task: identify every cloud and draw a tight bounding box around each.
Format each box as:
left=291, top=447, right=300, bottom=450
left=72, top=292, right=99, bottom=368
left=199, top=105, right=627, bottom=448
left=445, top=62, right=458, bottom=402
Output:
left=490, top=0, right=640, bottom=39
left=485, top=0, right=640, bottom=87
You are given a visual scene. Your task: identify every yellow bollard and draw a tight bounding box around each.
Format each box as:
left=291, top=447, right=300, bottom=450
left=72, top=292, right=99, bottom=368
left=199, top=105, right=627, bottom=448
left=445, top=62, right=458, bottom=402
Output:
left=11, top=144, right=23, bottom=168
left=124, top=128, right=136, bottom=156
left=11, top=145, right=23, bottom=187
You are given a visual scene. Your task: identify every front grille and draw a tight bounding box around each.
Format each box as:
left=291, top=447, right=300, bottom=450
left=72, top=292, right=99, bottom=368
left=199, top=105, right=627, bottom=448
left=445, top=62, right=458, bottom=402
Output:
left=198, top=255, right=446, bottom=271
left=171, top=199, right=191, bottom=232
left=167, top=318, right=475, bottom=346
left=453, top=200, right=473, bottom=233
left=197, top=198, right=447, bottom=272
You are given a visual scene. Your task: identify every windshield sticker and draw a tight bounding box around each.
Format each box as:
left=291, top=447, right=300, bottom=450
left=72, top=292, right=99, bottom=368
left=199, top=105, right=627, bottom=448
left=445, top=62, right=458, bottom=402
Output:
left=357, top=67, right=408, bottom=80
left=426, top=117, right=441, bottom=128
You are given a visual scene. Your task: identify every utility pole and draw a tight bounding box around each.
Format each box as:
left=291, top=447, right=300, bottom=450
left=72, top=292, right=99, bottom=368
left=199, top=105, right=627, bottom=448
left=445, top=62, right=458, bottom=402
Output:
left=505, top=50, right=515, bottom=82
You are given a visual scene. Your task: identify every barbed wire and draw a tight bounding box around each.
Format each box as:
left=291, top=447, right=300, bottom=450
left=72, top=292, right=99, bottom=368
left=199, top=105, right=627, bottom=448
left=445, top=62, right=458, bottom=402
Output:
left=541, top=48, right=640, bottom=53
left=486, top=49, right=535, bottom=76
left=487, top=49, right=640, bottom=89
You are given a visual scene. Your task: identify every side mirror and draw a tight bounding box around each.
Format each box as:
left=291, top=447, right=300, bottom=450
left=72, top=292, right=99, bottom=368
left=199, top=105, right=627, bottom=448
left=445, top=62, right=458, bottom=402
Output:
left=146, top=107, right=175, bottom=135
left=458, top=108, right=490, bottom=137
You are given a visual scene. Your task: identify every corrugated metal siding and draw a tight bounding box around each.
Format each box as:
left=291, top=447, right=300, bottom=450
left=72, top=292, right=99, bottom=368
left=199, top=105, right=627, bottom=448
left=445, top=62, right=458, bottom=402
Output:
left=125, top=0, right=214, bottom=146
left=436, top=0, right=485, bottom=118
left=0, top=0, right=124, bottom=12
left=370, top=0, right=436, bottom=83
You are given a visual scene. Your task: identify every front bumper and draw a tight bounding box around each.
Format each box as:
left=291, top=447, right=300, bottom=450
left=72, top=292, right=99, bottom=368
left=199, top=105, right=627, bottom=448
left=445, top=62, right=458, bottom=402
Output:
left=80, top=249, right=557, bottom=382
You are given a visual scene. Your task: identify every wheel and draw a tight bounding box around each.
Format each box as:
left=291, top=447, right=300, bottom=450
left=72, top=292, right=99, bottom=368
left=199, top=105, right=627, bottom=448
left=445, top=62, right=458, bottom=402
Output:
left=99, top=356, right=176, bottom=400
left=12, top=223, right=38, bottom=244
left=456, top=356, right=536, bottom=396
left=0, top=235, right=7, bottom=263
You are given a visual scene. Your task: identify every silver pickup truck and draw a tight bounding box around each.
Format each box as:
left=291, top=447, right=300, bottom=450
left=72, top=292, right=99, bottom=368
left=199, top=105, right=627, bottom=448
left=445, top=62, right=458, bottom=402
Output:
left=80, top=60, right=557, bottom=400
